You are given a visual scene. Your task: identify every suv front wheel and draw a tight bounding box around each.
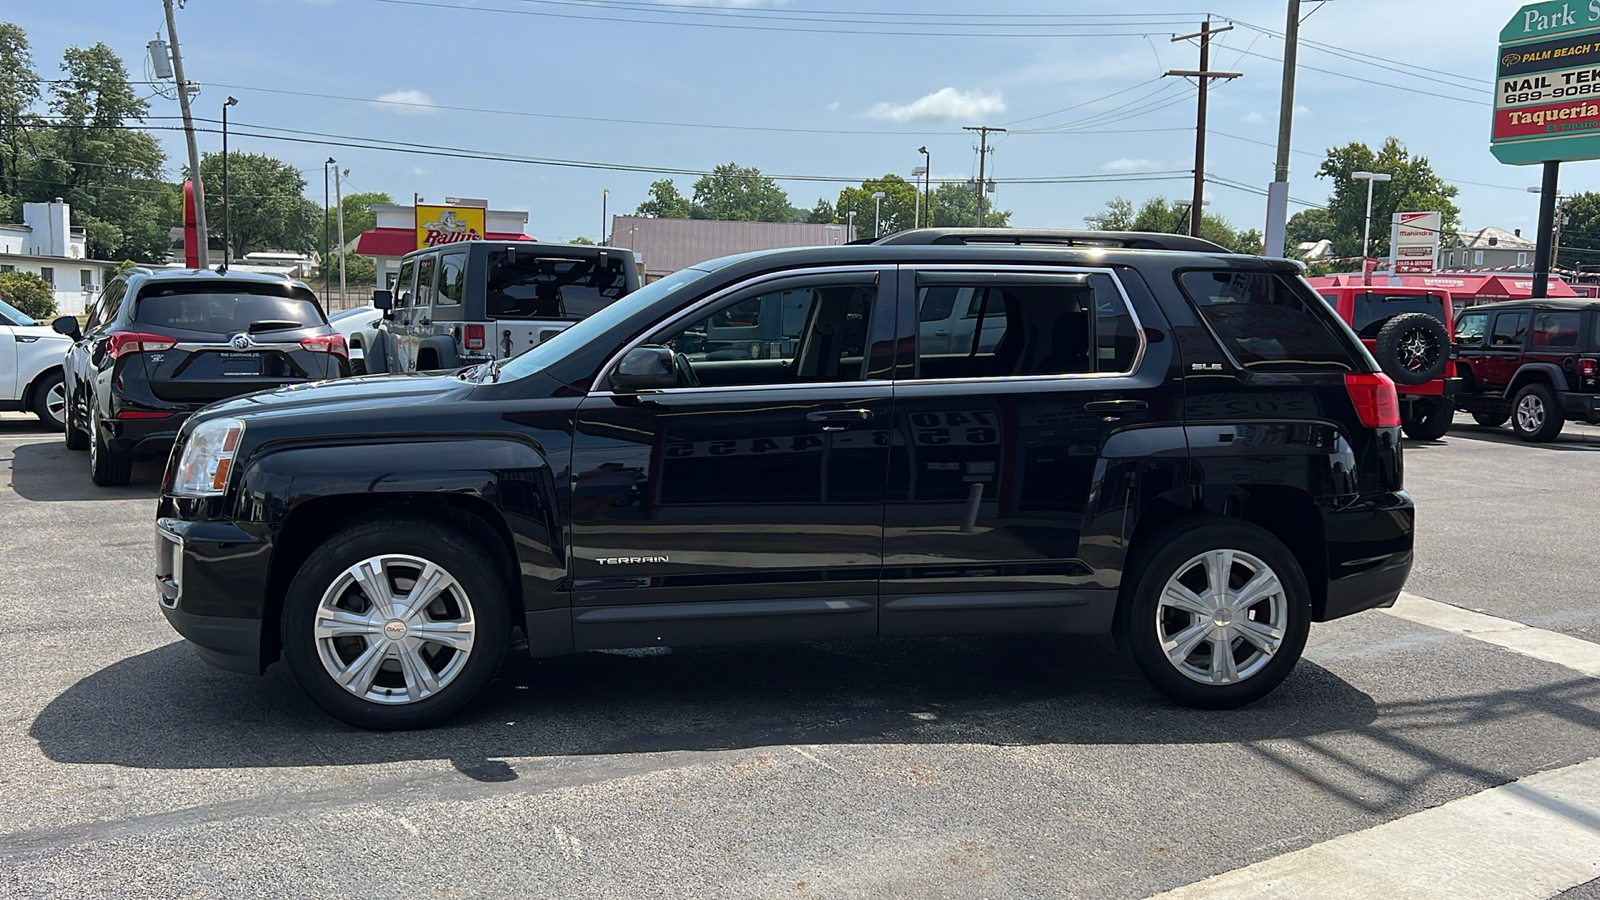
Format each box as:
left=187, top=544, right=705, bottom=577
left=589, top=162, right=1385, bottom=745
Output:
left=281, top=515, right=510, bottom=730
left=1512, top=383, right=1565, bottom=443
left=1122, top=519, right=1311, bottom=709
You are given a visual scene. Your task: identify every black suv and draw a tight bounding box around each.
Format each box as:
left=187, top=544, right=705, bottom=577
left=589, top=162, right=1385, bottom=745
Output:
left=56, top=268, right=347, bottom=486
left=1450, top=298, right=1600, bottom=442
left=361, top=241, right=639, bottom=374
left=154, top=231, right=1414, bottom=729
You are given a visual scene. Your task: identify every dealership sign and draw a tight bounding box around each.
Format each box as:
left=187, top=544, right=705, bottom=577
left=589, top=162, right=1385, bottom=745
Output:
left=414, top=204, right=486, bottom=249
left=1390, top=211, right=1442, bottom=275
left=1493, top=2, right=1600, bottom=164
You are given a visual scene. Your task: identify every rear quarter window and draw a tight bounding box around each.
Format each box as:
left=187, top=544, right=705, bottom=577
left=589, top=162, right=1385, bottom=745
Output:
left=1179, top=270, right=1358, bottom=372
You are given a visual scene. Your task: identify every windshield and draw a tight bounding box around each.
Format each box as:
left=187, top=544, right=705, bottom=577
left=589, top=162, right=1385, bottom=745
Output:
left=134, top=283, right=326, bottom=334
left=495, top=268, right=707, bottom=382
left=0, top=296, right=37, bottom=326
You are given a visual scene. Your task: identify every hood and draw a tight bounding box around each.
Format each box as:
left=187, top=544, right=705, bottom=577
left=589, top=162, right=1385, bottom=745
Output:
left=12, top=323, right=72, bottom=346
left=194, top=371, right=474, bottom=426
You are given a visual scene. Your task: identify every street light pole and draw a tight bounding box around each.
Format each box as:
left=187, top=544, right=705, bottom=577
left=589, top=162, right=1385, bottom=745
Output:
left=602, top=189, right=609, bottom=245
left=323, top=158, right=334, bottom=301
left=846, top=209, right=857, bottom=242
left=871, top=191, right=886, bottom=238
left=918, top=146, right=931, bottom=227
left=334, top=165, right=346, bottom=309
left=1353, top=171, right=1391, bottom=258
left=910, top=166, right=927, bottom=230
left=221, top=96, right=236, bottom=271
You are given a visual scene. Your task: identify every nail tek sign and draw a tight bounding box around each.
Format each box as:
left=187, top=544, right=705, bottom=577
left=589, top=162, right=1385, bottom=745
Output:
left=1493, top=2, right=1600, bottom=163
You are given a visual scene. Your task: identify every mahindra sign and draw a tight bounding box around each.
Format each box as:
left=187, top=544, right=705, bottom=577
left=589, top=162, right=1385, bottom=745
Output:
left=1390, top=211, right=1442, bottom=275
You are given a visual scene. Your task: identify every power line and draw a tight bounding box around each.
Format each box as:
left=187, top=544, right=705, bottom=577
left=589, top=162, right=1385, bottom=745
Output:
left=1224, top=45, right=1487, bottom=106
left=1227, top=18, right=1491, bottom=88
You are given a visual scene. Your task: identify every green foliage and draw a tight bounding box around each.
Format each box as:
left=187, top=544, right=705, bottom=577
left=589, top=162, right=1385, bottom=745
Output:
left=1087, top=197, right=1136, bottom=231
left=635, top=179, right=693, bottom=219
left=689, top=162, right=793, bottom=222
left=110, top=259, right=139, bottom=277
left=1555, top=191, right=1600, bottom=270
left=1285, top=208, right=1336, bottom=253
left=927, top=183, right=1011, bottom=228
left=199, top=151, right=321, bottom=257
left=0, top=269, right=55, bottom=319
left=0, top=23, right=39, bottom=199
left=1088, top=196, right=1262, bottom=254
left=802, top=198, right=835, bottom=224
left=331, top=252, right=377, bottom=283
left=836, top=175, right=919, bottom=239
left=336, top=191, right=393, bottom=246
left=1315, top=137, right=1460, bottom=258
left=568, top=235, right=597, bottom=245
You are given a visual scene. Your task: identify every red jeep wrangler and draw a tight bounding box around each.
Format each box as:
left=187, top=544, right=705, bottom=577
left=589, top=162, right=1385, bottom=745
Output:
left=1450, top=298, right=1600, bottom=442
left=1310, top=282, right=1459, bottom=440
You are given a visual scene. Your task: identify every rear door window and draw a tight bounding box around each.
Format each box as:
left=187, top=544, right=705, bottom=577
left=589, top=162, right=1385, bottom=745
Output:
left=414, top=256, right=438, bottom=310
left=437, top=251, right=466, bottom=307
left=486, top=251, right=630, bottom=320
left=1351, top=292, right=1447, bottom=337
left=1490, top=311, right=1529, bottom=348
left=132, top=284, right=325, bottom=334
left=1530, top=311, right=1580, bottom=348
left=1179, top=270, right=1358, bottom=372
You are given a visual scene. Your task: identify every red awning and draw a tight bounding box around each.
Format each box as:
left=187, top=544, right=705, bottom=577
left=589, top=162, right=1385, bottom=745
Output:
left=353, top=227, right=534, bottom=257
left=1307, top=273, right=1578, bottom=303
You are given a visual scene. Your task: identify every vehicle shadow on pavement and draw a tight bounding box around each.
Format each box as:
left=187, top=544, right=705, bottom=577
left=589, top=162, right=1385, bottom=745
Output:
left=31, top=636, right=1377, bottom=775
left=7, top=440, right=162, bottom=501
left=1420, top=420, right=1600, bottom=452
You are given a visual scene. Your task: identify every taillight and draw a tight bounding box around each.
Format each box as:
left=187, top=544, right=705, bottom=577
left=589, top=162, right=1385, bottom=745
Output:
left=107, top=332, right=177, bottom=358
left=300, top=334, right=348, bottom=357
left=464, top=323, right=486, bottom=351
left=1345, top=372, right=1401, bottom=429
left=1583, top=359, right=1598, bottom=377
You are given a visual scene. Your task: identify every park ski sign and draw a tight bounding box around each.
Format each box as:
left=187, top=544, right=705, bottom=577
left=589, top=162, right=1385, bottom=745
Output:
left=1493, top=1, right=1600, bottom=164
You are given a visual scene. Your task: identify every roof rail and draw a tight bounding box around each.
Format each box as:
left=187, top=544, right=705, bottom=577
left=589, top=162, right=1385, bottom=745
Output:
left=873, top=228, right=1232, bottom=253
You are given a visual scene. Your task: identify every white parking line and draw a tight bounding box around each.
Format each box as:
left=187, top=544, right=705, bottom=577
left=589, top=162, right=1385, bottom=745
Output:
left=1146, top=593, right=1600, bottom=899
left=1383, top=592, right=1600, bottom=678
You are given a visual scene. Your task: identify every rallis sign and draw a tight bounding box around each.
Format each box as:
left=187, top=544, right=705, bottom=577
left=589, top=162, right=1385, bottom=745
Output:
left=414, top=204, right=486, bottom=249
left=1493, top=2, right=1600, bottom=164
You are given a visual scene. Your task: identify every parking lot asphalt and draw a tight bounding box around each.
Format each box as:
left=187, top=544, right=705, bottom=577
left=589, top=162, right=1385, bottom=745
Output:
left=2, top=410, right=1598, bottom=899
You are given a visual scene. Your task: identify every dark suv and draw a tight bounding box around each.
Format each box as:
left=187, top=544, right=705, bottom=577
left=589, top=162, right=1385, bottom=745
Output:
left=362, top=241, right=639, bottom=374
left=56, top=268, right=347, bottom=486
left=1451, top=298, right=1600, bottom=442
left=154, top=231, right=1414, bottom=729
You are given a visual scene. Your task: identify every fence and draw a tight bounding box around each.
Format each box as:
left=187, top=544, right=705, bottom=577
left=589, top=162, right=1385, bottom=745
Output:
left=317, top=283, right=378, bottom=312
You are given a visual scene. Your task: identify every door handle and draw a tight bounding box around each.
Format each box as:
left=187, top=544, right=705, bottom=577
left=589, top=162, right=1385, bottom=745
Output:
left=1083, top=399, right=1148, bottom=416
left=806, top=408, right=874, bottom=431
left=934, top=329, right=949, bottom=336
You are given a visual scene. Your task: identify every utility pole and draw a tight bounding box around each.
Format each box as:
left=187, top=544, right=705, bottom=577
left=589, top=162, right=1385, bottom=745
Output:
left=1263, top=0, right=1301, bottom=258
left=324, top=158, right=334, bottom=301
left=1166, top=18, right=1240, bottom=237
left=163, top=0, right=209, bottom=269
left=334, top=165, right=347, bottom=308
left=963, top=125, right=1005, bottom=227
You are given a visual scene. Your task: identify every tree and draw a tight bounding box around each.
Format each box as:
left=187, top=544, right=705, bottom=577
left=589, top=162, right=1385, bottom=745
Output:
left=635, top=178, right=693, bottom=219
left=802, top=198, right=835, bottom=224
left=198, top=151, right=321, bottom=258
left=689, top=162, right=792, bottom=222
left=1315, top=137, right=1460, bottom=258
left=1554, top=191, right=1600, bottom=270
left=568, top=235, right=596, bottom=244
left=0, top=23, right=39, bottom=199
left=336, top=191, right=392, bottom=247
left=1086, top=196, right=1262, bottom=254
left=836, top=175, right=919, bottom=239
left=0, top=270, right=55, bottom=319
left=927, top=183, right=1011, bottom=228
left=1087, top=197, right=1136, bottom=231
left=1285, top=208, right=1336, bottom=253
left=333, top=252, right=377, bottom=283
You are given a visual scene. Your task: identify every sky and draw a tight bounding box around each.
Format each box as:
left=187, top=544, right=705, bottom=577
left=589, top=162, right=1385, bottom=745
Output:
left=10, top=0, right=1583, bottom=245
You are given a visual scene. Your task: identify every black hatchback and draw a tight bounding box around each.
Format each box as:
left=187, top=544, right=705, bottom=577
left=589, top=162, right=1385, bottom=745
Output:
left=55, top=268, right=348, bottom=486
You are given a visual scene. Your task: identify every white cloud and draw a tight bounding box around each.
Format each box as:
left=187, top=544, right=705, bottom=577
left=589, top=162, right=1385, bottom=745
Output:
left=1240, top=111, right=1265, bottom=124
left=1101, top=158, right=1162, bottom=174
left=373, top=89, right=438, bottom=115
left=826, top=101, right=840, bottom=111
left=1294, top=104, right=1310, bottom=116
left=410, top=166, right=428, bottom=176
left=868, top=88, right=1006, bottom=123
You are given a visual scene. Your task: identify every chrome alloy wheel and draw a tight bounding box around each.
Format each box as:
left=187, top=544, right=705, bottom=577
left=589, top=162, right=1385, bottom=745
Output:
left=313, top=554, right=476, bottom=705
left=1517, top=392, right=1546, bottom=433
left=42, top=380, right=66, bottom=427
left=1155, top=549, right=1287, bottom=685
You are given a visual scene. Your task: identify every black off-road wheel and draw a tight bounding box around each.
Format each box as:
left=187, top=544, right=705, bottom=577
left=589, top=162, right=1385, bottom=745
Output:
left=1120, top=518, right=1312, bottom=710
left=281, top=515, right=510, bottom=730
left=1471, top=410, right=1510, bottom=428
left=1401, top=395, right=1453, bottom=441
left=1374, top=313, right=1450, bottom=386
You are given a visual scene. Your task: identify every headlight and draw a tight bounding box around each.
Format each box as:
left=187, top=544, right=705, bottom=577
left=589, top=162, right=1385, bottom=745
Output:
left=171, top=418, right=245, bottom=497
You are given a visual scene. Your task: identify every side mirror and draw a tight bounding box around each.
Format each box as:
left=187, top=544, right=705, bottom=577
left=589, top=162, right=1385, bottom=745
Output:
left=372, top=289, right=393, bottom=311
left=51, top=316, right=81, bottom=340
left=610, top=345, right=679, bottom=392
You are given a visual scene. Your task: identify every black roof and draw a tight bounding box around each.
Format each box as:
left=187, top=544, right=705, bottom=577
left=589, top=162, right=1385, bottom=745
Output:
left=1462, top=297, right=1600, bottom=312
left=134, top=267, right=304, bottom=287
left=874, top=228, right=1232, bottom=253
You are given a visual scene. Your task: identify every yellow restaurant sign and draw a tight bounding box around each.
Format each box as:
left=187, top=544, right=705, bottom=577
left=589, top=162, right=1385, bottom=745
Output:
left=414, top=204, right=486, bottom=250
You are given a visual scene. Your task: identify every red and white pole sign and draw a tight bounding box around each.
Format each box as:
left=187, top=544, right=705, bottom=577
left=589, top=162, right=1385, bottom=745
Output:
left=1389, top=211, right=1442, bottom=275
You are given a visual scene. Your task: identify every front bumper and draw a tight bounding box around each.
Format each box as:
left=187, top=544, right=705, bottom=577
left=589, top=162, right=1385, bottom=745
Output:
left=1320, top=490, right=1415, bottom=621
left=156, top=517, right=270, bottom=674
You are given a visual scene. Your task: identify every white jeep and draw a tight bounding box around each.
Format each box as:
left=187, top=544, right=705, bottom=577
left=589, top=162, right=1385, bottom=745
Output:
left=0, top=296, right=69, bottom=429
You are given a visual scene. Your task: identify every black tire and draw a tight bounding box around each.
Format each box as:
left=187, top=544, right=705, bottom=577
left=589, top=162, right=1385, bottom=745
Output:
left=63, top=398, right=88, bottom=451
left=29, top=370, right=66, bottom=432
left=1471, top=410, right=1510, bottom=428
left=361, top=333, right=391, bottom=375
left=88, top=404, right=132, bottom=486
left=1511, top=383, right=1564, bottom=443
left=1401, top=395, right=1452, bottom=441
left=281, top=515, right=510, bottom=730
left=1374, top=313, right=1450, bottom=385
left=1120, top=518, right=1312, bottom=710
left=349, top=358, right=368, bottom=376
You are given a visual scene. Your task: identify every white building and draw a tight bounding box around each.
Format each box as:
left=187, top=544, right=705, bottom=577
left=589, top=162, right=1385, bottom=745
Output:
left=0, top=200, right=118, bottom=316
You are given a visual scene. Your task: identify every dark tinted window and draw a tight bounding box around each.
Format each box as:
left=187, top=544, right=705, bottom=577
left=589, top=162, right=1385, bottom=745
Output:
left=918, top=286, right=959, bottom=322
left=1491, top=311, right=1528, bottom=348
left=132, top=283, right=324, bottom=333
left=657, top=282, right=876, bottom=385
left=394, top=259, right=416, bottom=308
left=1455, top=312, right=1488, bottom=348
left=1351, top=292, right=1447, bottom=337
left=414, top=256, right=437, bottom=308
left=1180, top=270, right=1357, bottom=372
left=487, top=251, right=629, bottom=320
left=86, top=280, right=126, bottom=330
left=1531, top=311, right=1580, bottom=348
left=438, top=251, right=466, bottom=306
left=911, top=273, right=1133, bottom=379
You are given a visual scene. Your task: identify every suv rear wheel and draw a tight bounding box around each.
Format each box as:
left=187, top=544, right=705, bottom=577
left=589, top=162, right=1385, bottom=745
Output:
left=1471, top=410, right=1510, bottom=428
left=1512, top=383, right=1564, bottom=443
left=88, top=405, right=132, bottom=486
left=1401, top=396, right=1452, bottom=441
left=281, top=515, right=510, bottom=730
left=1122, top=519, right=1311, bottom=709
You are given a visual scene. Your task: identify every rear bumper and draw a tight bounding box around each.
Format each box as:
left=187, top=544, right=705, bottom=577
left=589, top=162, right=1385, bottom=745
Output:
left=156, top=517, right=269, bottom=675
left=107, top=412, right=190, bottom=456
left=1556, top=391, right=1600, bottom=417
left=1320, top=490, right=1415, bottom=622
left=1399, top=377, right=1463, bottom=398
